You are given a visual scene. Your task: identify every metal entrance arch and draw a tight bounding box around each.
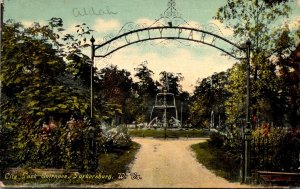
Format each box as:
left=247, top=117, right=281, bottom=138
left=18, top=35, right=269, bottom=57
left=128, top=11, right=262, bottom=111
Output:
left=89, top=26, right=251, bottom=121
left=89, top=0, right=252, bottom=183
left=91, top=26, right=246, bottom=59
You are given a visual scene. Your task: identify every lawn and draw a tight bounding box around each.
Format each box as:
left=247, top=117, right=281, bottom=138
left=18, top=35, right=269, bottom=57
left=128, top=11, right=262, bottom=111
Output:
left=98, top=141, right=140, bottom=182
left=129, top=128, right=209, bottom=138
left=191, top=141, right=241, bottom=182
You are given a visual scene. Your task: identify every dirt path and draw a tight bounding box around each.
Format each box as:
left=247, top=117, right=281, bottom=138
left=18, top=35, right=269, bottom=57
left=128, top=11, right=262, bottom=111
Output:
left=102, top=138, right=252, bottom=188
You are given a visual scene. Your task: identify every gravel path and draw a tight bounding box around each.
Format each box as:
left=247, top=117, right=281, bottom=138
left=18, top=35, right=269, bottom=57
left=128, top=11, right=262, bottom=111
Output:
left=102, top=138, right=252, bottom=188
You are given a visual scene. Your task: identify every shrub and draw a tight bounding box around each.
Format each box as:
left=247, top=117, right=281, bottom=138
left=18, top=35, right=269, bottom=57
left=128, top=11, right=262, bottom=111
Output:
left=208, top=132, right=226, bottom=148
left=100, top=125, right=132, bottom=152
left=272, top=129, right=300, bottom=172
left=2, top=116, right=106, bottom=173
left=251, top=126, right=300, bottom=172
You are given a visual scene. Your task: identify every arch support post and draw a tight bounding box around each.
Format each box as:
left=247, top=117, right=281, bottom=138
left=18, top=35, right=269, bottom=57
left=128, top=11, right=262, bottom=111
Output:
left=89, top=36, right=98, bottom=172
left=90, top=36, right=95, bottom=119
left=242, top=40, right=252, bottom=183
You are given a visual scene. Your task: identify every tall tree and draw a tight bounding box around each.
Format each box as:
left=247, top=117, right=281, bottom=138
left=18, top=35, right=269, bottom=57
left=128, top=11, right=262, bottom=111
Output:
left=189, top=72, right=230, bottom=128
left=1, top=20, right=90, bottom=127
left=0, top=19, right=94, bottom=169
left=215, top=0, right=293, bottom=127
left=159, top=71, right=183, bottom=95
left=98, top=65, right=133, bottom=124
left=273, top=26, right=300, bottom=127
left=134, top=61, right=158, bottom=97
left=133, top=62, right=158, bottom=123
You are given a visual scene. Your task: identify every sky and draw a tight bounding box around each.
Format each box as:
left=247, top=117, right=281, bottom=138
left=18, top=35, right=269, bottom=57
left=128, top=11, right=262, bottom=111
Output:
left=3, top=0, right=300, bottom=93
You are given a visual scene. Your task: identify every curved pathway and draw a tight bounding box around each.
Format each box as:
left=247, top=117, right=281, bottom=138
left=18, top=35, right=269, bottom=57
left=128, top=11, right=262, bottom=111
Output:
left=103, top=138, right=253, bottom=188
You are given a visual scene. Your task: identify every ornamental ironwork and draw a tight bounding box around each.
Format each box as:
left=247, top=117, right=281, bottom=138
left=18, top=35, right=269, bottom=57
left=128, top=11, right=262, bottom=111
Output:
left=93, top=0, right=246, bottom=60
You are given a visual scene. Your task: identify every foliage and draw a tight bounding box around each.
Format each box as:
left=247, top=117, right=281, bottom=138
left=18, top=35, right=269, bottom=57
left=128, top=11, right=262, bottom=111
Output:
left=3, top=142, right=140, bottom=185
left=0, top=19, right=91, bottom=128
left=273, top=39, right=300, bottom=127
left=215, top=0, right=291, bottom=48
left=100, top=125, right=132, bottom=151
left=208, top=132, right=226, bottom=148
left=189, top=72, right=230, bottom=128
left=0, top=18, right=130, bottom=177
left=0, top=124, right=16, bottom=171
left=134, top=61, right=158, bottom=97
left=272, top=129, right=300, bottom=172
left=97, top=65, right=134, bottom=124
left=214, top=0, right=299, bottom=128
left=251, top=127, right=300, bottom=172
left=223, top=63, right=246, bottom=126
left=159, top=71, right=183, bottom=95
left=133, top=62, right=159, bottom=123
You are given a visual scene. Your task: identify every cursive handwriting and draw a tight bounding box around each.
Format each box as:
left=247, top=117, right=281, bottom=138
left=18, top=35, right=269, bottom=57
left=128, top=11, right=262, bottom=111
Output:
left=72, top=7, right=118, bottom=17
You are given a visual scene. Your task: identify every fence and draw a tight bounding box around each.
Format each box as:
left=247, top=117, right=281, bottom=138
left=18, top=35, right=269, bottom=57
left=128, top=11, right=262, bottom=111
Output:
left=249, top=135, right=300, bottom=184
left=250, top=137, right=275, bottom=172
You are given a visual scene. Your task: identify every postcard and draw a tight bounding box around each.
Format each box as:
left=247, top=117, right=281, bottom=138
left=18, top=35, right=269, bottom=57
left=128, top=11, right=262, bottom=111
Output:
left=1, top=0, right=300, bottom=188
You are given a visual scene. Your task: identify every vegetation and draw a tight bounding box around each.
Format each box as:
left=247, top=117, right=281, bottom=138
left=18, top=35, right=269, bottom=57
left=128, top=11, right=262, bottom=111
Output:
left=188, top=72, right=229, bottom=128
left=3, top=142, right=140, bottom=186
left=0, top=18, right=140, bottom=181
left=0, top=17, right=191, bottom=182
left=188, top=0, right=300, bottom=129
left=188, top=1, right=300, bottom=180
left=98, top=142, right=140, bottom=181
left=191, top=141, right=241, bottom=182
left=128, top=129, right=209, bottom=138
left=192, top=126, right=300, bottom=183
left=1, top=0, right=299, bottom=186
left=251, top=126, right=300, bottom=173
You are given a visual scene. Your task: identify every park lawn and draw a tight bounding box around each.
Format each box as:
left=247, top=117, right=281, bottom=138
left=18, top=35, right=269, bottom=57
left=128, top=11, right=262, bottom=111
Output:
left=98, top=141, right=140, bottom=182
left=129, top=129, right=209, bottom=138
left=191, top=141, right=241, bottom=182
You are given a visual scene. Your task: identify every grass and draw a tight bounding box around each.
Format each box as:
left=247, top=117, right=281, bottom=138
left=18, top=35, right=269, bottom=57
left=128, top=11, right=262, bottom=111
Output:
left=191, top=141, right=241, bottom=182
left=98, top=141, right=140, bottom=182
left=3, top=142, right=140, bottom=186
left=129, top=128, right=209, bottom=138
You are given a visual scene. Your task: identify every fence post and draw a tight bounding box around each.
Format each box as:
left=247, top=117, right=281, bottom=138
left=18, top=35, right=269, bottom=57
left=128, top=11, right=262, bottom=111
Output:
left=242, top=132, right=252, bottom=183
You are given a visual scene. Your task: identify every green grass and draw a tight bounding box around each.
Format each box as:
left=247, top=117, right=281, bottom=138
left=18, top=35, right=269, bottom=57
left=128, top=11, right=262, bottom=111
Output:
left=191, top=141, right=241, bottom=182
left=98, top=141, right=140, bottom=182
left=129, top=129, right=209, bottom=138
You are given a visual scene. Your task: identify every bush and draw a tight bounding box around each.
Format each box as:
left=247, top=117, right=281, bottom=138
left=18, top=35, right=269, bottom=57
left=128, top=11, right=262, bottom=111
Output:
left=2, top=116, right=105, bottom=173
left=251, top=126, right=300, bottom=172
left=271, top=128, right=300, bottom=172
left=0, top=125, right=16, bottom=178
left=100, top=125, right=132, bottom=152
left=208, top=132, right=226, bottom=148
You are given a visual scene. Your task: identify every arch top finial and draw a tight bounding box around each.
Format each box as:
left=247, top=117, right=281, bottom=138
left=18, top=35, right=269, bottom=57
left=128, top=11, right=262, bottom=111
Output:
left=90, top=36, right=95, bottom=43
left=163, top=0, right=180, bottom=19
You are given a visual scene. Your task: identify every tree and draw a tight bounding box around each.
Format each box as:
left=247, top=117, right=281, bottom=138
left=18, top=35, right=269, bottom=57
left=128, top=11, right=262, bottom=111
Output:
left=189, top=72, right=230, bottom=128
left=134, top=61, right=158, bottom=97
left=224, top=63, right=247, bottom=126
left=273, top=26, right=300, bottom=127
left=133, top=62, right=158, bottom=123
left=1, top=20, right=90, bottom=127
left=0, top=19, right=94, bottom=171
left=98, top=65, right=133, bottom=124
left=215, top=0, right=293, bottom=127
left=159, top=71, right=183, bottom=95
